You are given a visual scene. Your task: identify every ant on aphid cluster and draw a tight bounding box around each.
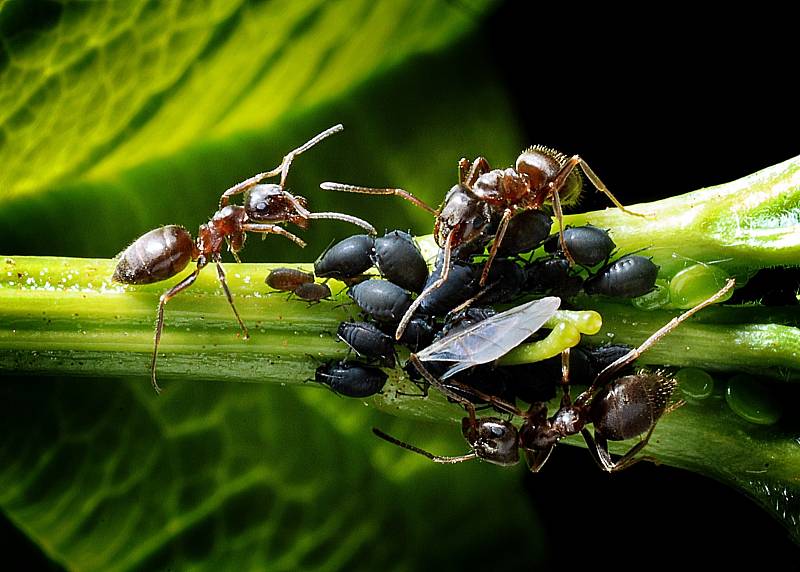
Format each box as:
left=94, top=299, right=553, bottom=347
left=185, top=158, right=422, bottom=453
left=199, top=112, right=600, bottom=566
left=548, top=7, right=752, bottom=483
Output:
left=321, top=145, right=649, bottom=339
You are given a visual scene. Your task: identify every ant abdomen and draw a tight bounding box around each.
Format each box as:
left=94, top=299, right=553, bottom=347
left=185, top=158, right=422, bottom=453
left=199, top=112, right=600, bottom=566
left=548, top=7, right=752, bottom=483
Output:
left=113, top=225, right=196, bottom=284
left=591, top=372, right=676, bottom=441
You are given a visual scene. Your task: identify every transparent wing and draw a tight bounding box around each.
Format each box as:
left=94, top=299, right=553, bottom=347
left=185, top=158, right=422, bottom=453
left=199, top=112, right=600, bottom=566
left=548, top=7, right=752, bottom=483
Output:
left=416, top=296, right=561, bottom=379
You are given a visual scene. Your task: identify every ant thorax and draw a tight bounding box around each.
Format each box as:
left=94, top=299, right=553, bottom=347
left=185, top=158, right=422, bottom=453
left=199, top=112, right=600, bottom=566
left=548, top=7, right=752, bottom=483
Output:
left=434, top=184, right=494, bottom=248
left=471, top=167, right=530, bottom=205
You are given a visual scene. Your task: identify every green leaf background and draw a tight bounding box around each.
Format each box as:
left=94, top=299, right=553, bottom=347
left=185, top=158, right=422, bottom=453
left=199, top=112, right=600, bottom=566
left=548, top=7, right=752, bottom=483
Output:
left=2, top=0, right=799, bottom=568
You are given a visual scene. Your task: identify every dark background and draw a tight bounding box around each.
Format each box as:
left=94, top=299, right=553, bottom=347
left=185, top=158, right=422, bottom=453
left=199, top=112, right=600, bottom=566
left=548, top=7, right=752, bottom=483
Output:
left=486, top=1, right=799, bottom=564
left=2, top=0, right=799, bottom=567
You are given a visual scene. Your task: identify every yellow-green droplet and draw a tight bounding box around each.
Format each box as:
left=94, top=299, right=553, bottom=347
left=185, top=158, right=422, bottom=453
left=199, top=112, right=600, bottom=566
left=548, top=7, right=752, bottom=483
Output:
left=632, top=280, right=671, bottom=310
left=725, top=375, right=782, bottom=425
left=675, top=367, right=714, bottom=399
left=669, top=264, right=732, bottom=309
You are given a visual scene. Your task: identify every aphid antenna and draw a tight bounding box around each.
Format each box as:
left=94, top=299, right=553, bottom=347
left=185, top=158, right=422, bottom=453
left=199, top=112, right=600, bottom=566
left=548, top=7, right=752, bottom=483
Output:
left=372, top=428, right=478, bottom=464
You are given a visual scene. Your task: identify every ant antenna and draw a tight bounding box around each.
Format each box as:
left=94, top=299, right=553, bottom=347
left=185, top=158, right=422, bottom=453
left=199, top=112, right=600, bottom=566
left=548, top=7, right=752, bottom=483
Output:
left=306, top=211, right=377, bottom=235
left=584, top=278, right=736, bottom=398
left=372, top=428, right=478, bottom=464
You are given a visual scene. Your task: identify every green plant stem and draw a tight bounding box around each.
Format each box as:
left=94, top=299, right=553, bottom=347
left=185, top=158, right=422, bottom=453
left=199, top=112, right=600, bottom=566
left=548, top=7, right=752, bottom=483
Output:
left=2, top=156, right=800, bottom=541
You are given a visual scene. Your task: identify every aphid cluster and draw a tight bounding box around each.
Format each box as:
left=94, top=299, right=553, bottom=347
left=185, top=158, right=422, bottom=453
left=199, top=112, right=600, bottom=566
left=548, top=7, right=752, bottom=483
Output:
left=114, top=126, right=734, bottom=474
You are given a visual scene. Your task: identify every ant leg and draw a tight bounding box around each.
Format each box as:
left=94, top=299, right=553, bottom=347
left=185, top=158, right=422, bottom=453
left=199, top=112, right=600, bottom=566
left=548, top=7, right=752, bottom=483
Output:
left=479, top=207, right=514, bottom=287
left=395, top=231, right=456, bottom=340
left=550, top=189, right=576, bottom=265
left=241, top=223, right=307, bottom=248
left=213, top=258, right=250, bottom=340
left=559, top=348, right=573, bottom=405
left=464, top=156, right=492, bottom=187
left=549, top=155, right=649, bottom=218
left=523, top=447, right=555, bottom=473
left=408, top=354, right=479, bottom=419
left=306, top=211, right=376, bottom=235
left=151, top=266, right=204, bottom=393
left=576, top=157, right=651, bottom=217
left=372, top=428, right=478, bottom=464
left=319, top=182, right=438, bottom=215
left=579, top=278, right=735, bottom=403
left=218, top=124, right=344, bottom=207
left=458, top=158, right=471, bottom=185
left=273, top=124, right=344, bottom=189
left=582, top=426, right=656, bottom=473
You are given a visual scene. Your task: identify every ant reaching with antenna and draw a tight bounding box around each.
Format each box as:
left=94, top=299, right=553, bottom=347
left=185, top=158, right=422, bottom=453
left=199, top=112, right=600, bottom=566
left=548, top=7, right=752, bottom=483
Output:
left=113, top=124, right=375, bottom=393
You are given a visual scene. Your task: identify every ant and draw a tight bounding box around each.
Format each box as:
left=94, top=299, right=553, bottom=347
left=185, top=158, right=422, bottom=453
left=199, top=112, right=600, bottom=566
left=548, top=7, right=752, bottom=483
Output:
left=321, top=146, right=646, bottom=340
left=113, top=124, right=376, bottom=393
left=374, top=279, right=735, bottom=472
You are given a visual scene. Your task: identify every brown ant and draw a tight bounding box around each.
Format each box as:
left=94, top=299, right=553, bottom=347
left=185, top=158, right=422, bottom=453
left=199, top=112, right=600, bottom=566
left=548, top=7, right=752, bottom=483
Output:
left=321, top=146, right=646, bottom=339
left=373, top=279, right=734, bottom=472
left=113, top=124, right=375, bottom=393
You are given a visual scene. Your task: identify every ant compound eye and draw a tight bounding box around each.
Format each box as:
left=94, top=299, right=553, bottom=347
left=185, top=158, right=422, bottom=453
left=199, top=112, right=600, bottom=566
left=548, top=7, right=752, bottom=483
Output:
left=471, top=419, right=519, bottom=467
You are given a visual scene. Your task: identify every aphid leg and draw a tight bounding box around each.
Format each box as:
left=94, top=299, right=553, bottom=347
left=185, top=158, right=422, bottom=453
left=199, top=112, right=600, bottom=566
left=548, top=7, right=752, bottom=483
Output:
left=150, top=266, right=204, bottom=394
left=319, top=182, right=438, bottom=215
left=581, top=425, right=657, bottom=473
left=241, top=223, right=307, bottom=248
left=479, top=207, right=514, bottom=287
left=213, top=258, right=250, bottom=340
left=395, top=232, right=456, bottom=340
left=218, top=124, right=343, bottom=207
left=579, top=278, right=735, bottom=403
left=306, top=211, right=377, bottom=235
left=372, top=428, right=478, bottom=464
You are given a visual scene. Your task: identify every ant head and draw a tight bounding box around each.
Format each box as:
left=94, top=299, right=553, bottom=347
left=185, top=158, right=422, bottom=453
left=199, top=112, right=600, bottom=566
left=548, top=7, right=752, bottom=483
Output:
left=515, top=148, right=561, bottom=191
left=435, top=184, right=493, bottom=249
left=245, top=184, right=309, bottom=227
left=516, top=146, right=583, bottom=205
left=462, top=417, right=519, bottom=466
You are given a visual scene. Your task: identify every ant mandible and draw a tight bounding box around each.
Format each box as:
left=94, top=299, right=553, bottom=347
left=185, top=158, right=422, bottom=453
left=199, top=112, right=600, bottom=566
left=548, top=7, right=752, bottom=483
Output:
left=374, top=279, right=735, bottom=472
left=321, top=146, right=647, bottom=340
left=113, top=124, right=376, bottom=393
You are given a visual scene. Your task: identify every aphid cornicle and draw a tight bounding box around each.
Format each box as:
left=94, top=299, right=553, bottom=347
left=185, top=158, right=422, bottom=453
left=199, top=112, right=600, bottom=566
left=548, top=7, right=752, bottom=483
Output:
left=321, top=145, right=645, bottom=340
left=373, top=279, right=735, bottom=473
left=113, top=125, right=376, bottom=394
